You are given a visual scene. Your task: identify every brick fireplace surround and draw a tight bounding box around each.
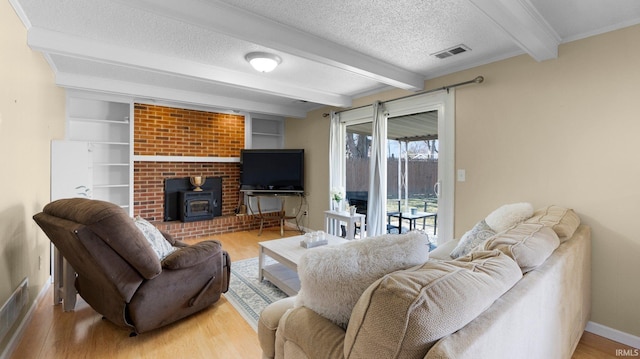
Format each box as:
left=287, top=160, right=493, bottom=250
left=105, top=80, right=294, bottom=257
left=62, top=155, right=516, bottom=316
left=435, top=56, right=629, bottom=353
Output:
left=133, top=104, right=280, bottom=240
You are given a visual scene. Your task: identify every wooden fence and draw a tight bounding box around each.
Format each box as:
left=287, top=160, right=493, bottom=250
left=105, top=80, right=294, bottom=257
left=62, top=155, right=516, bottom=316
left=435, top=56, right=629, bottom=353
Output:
left=346, top=158, right=438, bottom=198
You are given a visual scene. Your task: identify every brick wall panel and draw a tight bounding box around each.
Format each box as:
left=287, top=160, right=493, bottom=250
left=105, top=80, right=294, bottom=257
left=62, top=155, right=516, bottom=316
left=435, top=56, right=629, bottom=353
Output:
left=132, top=103, right=281, bottom=240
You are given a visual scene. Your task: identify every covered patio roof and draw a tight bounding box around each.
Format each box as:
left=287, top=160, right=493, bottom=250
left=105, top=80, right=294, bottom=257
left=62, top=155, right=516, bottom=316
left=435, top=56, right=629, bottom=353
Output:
left=346, top=110, right=438, bottom=141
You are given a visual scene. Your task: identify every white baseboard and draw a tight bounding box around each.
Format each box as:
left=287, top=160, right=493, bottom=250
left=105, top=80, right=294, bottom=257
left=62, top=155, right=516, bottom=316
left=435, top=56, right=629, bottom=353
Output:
left=0, top=279, right=51, bottom=359
left=284, top=220, right=311, bottom=234
left=586, top=321, right=640, bottom=349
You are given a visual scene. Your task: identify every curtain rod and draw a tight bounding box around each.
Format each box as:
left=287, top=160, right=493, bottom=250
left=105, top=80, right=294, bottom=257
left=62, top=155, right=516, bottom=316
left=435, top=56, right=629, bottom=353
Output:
left=322, top=75, right=484, bottom=117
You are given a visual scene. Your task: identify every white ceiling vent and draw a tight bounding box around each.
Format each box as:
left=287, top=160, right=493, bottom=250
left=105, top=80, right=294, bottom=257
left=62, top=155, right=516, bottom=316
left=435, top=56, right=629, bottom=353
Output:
left=432, top=44, right=471, bottom=59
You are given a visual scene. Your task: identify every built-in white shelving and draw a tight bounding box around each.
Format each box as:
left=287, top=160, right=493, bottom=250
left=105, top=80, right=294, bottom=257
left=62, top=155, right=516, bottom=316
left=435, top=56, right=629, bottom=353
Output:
left=251, top=117, right=284, bottom=149
left=64, top=93, right=133, bottom=214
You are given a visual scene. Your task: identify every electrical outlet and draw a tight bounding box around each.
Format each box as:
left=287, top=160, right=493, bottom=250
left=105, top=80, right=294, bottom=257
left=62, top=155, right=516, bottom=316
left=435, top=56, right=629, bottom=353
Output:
left=457, top=169, right=466, bottom=182
left=303, top=210, right=308, bottom=216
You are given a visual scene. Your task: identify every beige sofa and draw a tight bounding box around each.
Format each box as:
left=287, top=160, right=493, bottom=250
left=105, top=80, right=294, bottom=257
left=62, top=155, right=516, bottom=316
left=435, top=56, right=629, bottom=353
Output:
left=258, top=206, right=591, bottom=359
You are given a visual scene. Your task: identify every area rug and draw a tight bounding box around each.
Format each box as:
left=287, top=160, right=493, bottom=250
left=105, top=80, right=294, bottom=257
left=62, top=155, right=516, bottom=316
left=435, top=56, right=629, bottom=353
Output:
left=223, top=257, right=288, bottom=331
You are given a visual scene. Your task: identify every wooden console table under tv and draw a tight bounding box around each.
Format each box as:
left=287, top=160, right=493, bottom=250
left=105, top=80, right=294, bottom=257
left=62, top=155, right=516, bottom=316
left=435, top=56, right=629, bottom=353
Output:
left=242, top=190, right=305, bottom=236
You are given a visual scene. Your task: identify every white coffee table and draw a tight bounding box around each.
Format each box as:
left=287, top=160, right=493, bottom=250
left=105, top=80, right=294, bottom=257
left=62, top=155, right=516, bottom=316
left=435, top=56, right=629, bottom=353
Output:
left=258, top=233, right=348, bottom=296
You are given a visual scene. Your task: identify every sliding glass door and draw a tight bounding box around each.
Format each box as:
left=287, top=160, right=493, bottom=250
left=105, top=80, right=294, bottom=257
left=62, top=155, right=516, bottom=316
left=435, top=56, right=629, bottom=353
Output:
left=333, top=90, right=454, bottom=243
left=386, top=111, right=439, bottom=236
left=345, top=121, right=372, bottom=234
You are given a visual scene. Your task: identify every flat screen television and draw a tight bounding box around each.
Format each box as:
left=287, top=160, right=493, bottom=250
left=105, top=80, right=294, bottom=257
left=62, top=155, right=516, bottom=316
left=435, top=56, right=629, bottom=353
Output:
left=240, top=149, right=305, bottom=192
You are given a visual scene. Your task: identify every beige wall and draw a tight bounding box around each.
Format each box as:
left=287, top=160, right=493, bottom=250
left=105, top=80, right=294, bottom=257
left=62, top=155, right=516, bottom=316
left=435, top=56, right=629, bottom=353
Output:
left=0, top=1, right=65, bottom=350
left=287, top=24, right=640, bottom=337
left=285, top=107, right=330, bottom=230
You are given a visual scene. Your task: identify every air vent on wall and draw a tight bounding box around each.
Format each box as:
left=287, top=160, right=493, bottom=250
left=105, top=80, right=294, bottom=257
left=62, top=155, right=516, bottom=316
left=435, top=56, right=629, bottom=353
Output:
left=431, top=44, right=471, bottom=59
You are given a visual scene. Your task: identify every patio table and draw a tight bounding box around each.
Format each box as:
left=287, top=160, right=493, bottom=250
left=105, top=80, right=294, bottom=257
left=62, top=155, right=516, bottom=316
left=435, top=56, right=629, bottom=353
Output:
left=387, top=211, right=437, bottom=235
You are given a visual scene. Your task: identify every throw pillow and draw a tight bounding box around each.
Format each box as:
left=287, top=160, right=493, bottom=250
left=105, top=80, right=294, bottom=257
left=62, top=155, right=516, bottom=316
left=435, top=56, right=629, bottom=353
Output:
left=484, top=202, right=534, bottom=233
left=344, top=250, right=522, bottom=358
left=475, top=223, right=560, bottom=273
left=295, top=231, right=430, bottom=328
left=450, top=220, right=496, bottom=259
left=525, top=205, right=580, bottom=242
left=134, top=216, right=177, bottom=260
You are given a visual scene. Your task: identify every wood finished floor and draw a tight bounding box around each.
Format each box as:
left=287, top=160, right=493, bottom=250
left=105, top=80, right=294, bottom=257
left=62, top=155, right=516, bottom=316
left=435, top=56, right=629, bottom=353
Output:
left=10, top=227, right=635, bottom=358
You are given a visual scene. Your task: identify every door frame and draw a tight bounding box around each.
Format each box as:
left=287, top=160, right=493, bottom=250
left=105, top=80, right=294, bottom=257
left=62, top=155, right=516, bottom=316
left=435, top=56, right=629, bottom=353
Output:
left=337, top=89, right=455, bottom=243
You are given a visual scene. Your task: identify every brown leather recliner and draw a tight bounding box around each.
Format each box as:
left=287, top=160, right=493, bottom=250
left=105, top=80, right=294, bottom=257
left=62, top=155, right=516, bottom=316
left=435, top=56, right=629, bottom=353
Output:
left=33, top=198, right=230, bottom=335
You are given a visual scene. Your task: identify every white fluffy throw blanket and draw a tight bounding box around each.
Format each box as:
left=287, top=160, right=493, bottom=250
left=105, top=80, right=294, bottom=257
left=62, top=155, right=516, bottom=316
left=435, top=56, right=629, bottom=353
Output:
left=295, top=231, right=430, bottom=328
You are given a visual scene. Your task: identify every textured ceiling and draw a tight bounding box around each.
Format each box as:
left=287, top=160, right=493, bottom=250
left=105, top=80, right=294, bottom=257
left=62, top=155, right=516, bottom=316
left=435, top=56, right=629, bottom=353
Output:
left=9, top=0, right=640, bottom=118
left=216, top=0, right=515, bottom=73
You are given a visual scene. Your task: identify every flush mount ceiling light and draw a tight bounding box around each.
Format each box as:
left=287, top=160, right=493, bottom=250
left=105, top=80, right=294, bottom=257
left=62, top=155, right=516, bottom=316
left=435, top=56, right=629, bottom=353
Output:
left=245, top=52, right=282, bottom=73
